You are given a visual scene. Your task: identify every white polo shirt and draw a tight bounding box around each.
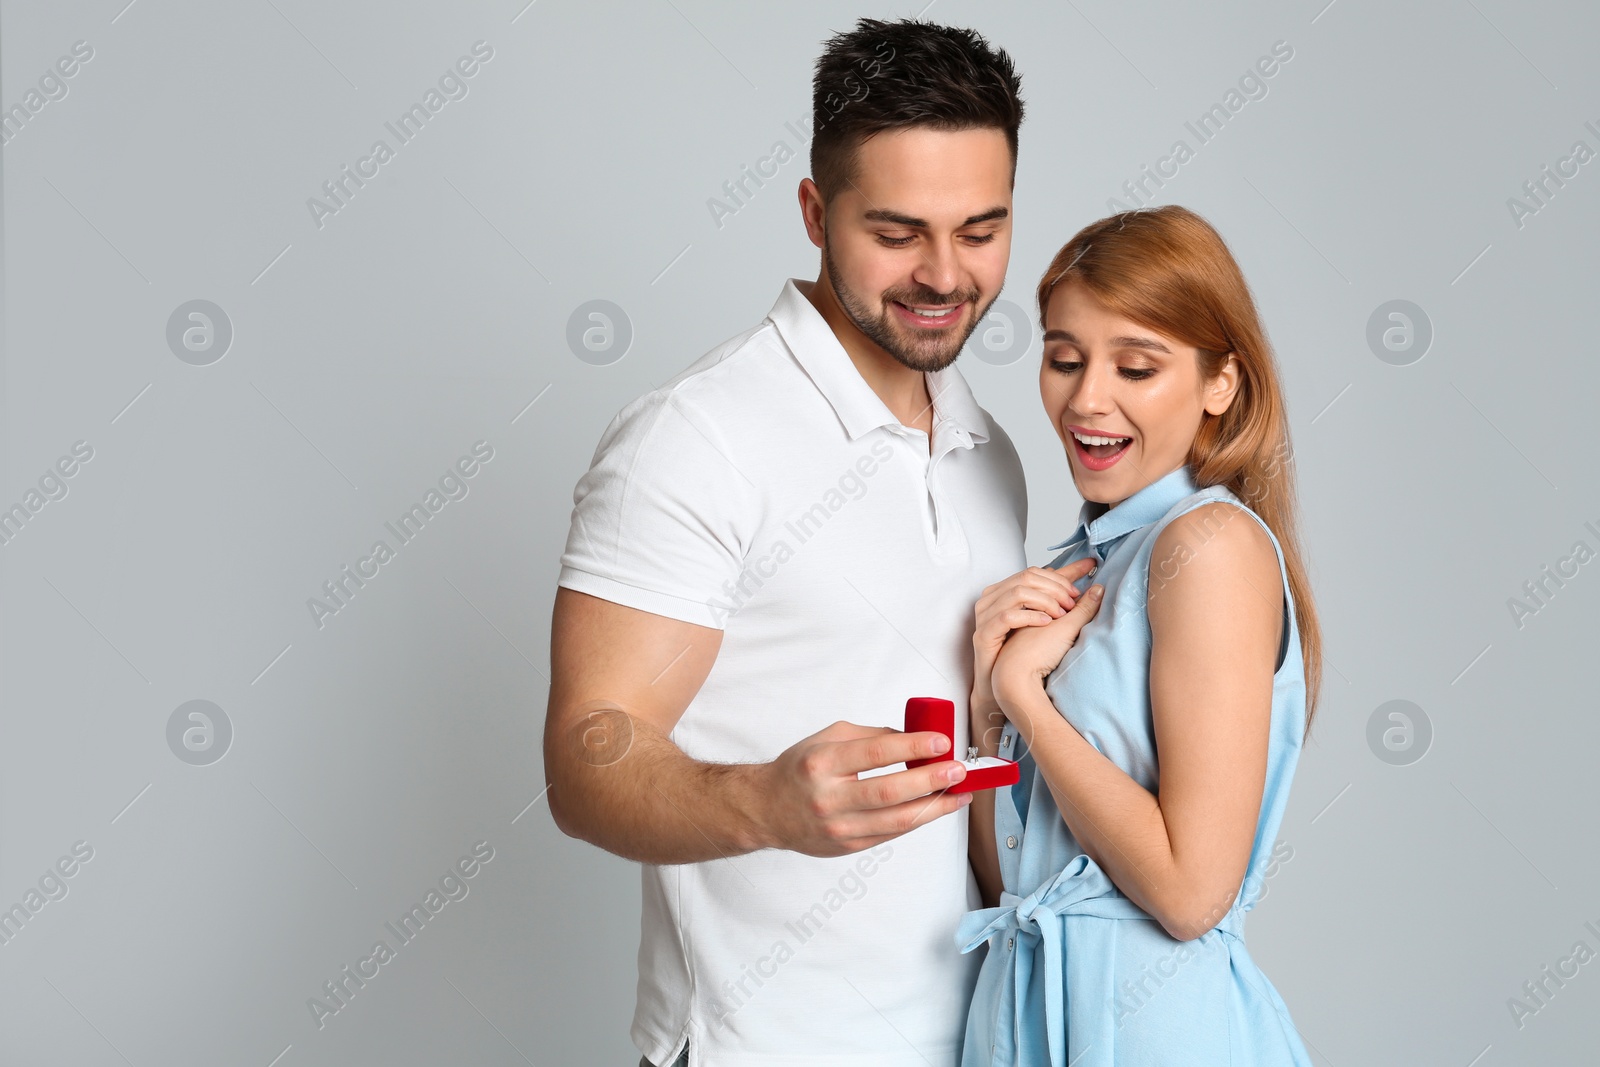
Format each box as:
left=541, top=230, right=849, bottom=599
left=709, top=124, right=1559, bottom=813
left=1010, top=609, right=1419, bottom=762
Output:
left=557, top=277, right=1028, bottom=1067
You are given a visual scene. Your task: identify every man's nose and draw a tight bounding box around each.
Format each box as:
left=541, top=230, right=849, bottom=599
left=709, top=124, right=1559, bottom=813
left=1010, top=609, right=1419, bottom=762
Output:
left=910, top=239, right=961, bottom=299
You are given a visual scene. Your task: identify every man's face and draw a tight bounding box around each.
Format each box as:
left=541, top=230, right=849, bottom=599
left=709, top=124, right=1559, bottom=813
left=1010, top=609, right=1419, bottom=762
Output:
left=812, top=126, right=1014, bottom=372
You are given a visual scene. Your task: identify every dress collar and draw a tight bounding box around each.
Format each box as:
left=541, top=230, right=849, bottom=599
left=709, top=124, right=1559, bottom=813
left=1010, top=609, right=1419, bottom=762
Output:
left=1046, top=464, right=1202, bottom=558
left=767, top=277, right=991, bottom=445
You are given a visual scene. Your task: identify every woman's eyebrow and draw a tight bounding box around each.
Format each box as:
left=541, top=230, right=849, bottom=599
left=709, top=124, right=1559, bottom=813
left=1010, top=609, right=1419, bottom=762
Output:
left=1042, top=329, right=1172, bottom=354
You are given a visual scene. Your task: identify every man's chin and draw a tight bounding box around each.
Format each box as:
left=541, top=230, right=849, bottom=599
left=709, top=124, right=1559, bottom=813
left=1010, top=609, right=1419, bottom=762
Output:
left=885, top=329, right=970, bottom=372
left=872, top=315, right=970, bottom=369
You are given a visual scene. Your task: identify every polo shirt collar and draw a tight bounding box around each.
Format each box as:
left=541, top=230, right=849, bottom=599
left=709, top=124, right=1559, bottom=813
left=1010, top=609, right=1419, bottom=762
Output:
left=1046, top=463, right=1201, bottom=558
left=768, top=278, right=991, bottom=446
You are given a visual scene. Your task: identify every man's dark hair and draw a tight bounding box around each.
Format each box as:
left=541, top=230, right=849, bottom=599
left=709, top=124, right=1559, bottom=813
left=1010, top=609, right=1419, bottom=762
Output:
left=810, top=18, right=1024, bottom=205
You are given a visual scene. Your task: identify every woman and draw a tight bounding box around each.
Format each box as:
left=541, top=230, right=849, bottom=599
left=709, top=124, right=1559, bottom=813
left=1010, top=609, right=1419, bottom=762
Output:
left=958, top=204, right=1322, bottom=1066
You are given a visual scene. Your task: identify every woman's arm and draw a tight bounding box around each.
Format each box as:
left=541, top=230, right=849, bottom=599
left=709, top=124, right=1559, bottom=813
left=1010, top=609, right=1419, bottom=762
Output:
left=993, top=503, right=1281, bottom=940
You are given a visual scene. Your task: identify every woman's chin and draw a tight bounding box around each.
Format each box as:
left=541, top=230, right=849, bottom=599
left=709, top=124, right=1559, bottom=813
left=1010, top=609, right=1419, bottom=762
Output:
left=1063, top=456, right=1111, bottom=505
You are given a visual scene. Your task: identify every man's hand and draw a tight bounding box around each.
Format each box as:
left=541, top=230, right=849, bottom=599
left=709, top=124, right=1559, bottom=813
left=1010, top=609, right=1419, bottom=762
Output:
left=546, top=588, right=974, bottom=865
left=754, top=720, right=972, bottom=857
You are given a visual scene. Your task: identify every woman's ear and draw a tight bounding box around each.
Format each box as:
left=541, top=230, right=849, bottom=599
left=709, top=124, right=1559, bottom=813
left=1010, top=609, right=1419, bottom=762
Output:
left=1204, top=353, right=1243, bottom=416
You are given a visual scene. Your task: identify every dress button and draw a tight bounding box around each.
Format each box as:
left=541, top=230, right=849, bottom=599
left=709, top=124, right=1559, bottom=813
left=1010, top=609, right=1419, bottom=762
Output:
left=1005, top=835, right=1017, bottom=849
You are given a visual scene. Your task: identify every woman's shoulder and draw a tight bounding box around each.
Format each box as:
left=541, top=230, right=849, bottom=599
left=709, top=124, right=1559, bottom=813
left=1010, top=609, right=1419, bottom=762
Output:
left=1155, top=483, right=1281, bottom=548
left=1143, top=485, right=1283, bottom=591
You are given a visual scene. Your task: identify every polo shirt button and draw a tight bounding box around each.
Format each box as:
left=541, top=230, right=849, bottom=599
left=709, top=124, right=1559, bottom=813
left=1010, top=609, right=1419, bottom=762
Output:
left=1006, top=937, right=1014, bottom=951
left=1005, top=835, right=1017, bottom=849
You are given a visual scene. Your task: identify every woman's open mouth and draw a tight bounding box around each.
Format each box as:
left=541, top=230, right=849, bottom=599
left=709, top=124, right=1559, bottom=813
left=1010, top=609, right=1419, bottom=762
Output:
left=1069, top=428, right=1132, bottom=471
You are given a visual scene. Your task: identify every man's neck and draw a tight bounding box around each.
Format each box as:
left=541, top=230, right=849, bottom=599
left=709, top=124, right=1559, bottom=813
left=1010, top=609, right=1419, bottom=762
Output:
left=799, top=277, right=935, bottom=440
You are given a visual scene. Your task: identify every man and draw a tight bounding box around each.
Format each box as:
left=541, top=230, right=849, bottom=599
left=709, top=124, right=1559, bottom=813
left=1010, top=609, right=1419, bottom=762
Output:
left=547, top=18, right=1033, bottom=1067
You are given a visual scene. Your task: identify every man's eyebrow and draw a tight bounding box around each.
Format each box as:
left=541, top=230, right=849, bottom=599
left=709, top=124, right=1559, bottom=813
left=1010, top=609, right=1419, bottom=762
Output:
left=1042, top=329, right=1172, bottom=354
left=861, top=206, right=1010, bottom=228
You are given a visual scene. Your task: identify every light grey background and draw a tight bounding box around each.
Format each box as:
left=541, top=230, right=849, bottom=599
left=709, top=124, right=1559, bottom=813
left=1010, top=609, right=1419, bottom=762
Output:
left=3, top=0, right=1597, bottom=1064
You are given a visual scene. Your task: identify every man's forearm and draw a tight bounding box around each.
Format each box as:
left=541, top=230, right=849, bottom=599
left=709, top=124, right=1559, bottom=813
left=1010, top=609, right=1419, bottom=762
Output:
left=967, top=789, right=1003, bottom=908
left=967, top=693, right=1005, bottom=907
left=547, top=710, right=774, bottom=865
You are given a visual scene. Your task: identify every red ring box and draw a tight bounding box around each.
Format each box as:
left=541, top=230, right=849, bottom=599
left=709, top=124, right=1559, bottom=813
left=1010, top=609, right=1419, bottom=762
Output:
left=904, top=696, right=1019, bottom=794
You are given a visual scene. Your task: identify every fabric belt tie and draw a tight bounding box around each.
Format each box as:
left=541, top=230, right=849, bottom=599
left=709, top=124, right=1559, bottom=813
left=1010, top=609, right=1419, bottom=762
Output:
left=956, top=853, right=1246, bottom=1067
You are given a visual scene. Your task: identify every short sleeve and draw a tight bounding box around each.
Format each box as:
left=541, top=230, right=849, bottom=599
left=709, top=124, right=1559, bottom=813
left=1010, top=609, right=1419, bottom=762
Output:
left=557, top=388, right=757, bottom=629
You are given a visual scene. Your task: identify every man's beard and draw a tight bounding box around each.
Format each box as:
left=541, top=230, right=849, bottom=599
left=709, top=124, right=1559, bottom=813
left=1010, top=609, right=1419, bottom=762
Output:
left=823, top=239, right=994, bottom=373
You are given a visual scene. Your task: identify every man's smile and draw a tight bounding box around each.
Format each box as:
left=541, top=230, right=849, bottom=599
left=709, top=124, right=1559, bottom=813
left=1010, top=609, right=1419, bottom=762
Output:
left=889, top=298, right=967, bottom=329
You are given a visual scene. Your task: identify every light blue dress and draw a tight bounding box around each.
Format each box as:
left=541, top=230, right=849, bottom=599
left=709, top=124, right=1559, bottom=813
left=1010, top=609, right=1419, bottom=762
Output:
left=957, top=463, right=1314, bottom=1066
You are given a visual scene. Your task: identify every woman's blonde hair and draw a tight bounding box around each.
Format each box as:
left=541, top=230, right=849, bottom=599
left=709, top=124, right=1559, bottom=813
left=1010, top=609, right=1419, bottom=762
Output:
left=1036, top=204, right=1323, bottom=731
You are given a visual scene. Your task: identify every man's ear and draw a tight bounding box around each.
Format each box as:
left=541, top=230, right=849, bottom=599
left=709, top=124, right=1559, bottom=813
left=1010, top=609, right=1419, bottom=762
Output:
left=1204, top=353, right=1243, bottom=416
left=798, top=178, right=827, bottom=249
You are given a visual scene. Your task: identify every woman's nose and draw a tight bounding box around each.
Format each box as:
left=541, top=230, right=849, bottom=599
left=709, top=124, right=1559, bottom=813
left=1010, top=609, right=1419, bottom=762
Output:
left=1069, top=361, right=1113, bottom=414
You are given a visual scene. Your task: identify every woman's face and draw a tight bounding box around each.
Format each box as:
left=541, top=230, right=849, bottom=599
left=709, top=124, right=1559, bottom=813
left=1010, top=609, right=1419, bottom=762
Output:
left=1038, top=278, right=1240, bottom=506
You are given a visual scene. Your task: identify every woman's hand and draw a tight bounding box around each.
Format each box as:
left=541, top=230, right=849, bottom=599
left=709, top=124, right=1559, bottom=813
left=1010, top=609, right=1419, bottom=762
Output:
left=992, top=582, right=1104, bottom=744
left=971, top=559, right=1098, bottom=715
